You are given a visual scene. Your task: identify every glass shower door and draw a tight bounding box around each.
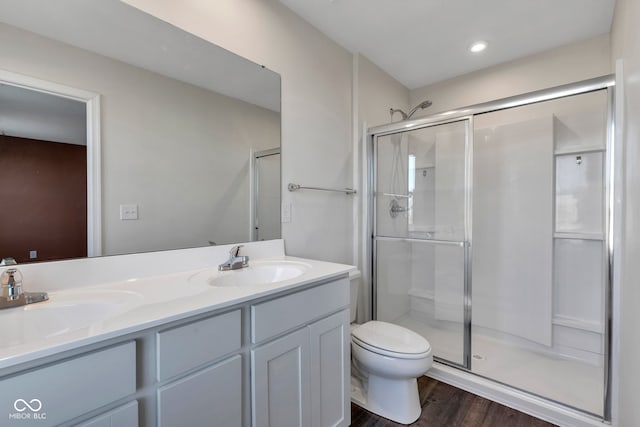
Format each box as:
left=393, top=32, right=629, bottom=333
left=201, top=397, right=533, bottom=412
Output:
left=373, top=119, right=469, bottom=366
left=471, top=90, right=608, bottom=416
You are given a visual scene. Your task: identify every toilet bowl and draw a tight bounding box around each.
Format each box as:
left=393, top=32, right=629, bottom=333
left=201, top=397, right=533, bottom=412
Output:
left=351, top=321, right=432, bottom=424
left=349, top=274, right=433, bottom=424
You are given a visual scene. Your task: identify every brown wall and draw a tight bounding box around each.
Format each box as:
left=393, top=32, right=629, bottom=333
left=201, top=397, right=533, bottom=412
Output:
left=0, top=135, right=87, bottom=263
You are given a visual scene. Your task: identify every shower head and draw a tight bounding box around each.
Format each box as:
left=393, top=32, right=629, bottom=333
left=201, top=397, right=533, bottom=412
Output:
left=406, top=100, right=432, bottom=119
left=389, top=100, right=432, bottom=122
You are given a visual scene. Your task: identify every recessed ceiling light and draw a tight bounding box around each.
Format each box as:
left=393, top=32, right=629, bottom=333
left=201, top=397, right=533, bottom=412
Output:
left=469, top=41, right=488, bottom=53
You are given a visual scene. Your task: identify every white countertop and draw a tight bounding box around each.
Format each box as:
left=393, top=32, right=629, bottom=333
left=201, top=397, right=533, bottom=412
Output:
left=0, top=241, right=355, bottom=371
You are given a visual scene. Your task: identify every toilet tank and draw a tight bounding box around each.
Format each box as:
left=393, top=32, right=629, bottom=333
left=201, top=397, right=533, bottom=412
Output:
left=349, top=270, right=361, bottom=323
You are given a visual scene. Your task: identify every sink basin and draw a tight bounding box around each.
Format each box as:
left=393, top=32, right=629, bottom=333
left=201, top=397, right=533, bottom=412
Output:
left=188, top=260, right=311, bottom=288
left=0, top=289, right=143, bottom=346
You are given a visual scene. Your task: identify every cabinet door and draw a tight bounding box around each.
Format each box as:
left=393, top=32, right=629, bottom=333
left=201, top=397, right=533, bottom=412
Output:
left=251, top=328, right=310, bottom=427
left=309, top=310, right=350, bottom=427
left=158, top=355, right=242, bottom=427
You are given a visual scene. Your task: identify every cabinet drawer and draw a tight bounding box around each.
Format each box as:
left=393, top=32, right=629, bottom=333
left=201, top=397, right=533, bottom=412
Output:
left=251, top=277, right=349, bottom=344
left=157, top=309, right=241, bottom=381
left=77, top=400, right=138, bottom=427
left=1, top=342, right=135, bottom=426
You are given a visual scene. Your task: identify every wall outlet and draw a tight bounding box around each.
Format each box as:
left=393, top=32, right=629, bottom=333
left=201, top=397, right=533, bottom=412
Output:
left=29, top=250, right=37, bottom=259
left=281, top=202, right=292, bottom=223
left=120, top=204, right=139, bottom=220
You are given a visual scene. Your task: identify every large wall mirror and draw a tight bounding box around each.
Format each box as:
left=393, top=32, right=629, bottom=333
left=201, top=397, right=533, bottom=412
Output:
left=0, top=0, right=281, bottom=263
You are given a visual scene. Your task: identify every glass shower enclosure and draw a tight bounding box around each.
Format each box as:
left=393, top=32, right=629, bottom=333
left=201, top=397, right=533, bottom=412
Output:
left=369, top=77, right=613, bottom=419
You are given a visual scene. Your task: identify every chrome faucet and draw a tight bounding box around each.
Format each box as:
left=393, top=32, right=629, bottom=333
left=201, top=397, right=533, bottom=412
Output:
left=218, top=245, right=249, bottom=271
left=0, top=263, right=48, bottom=309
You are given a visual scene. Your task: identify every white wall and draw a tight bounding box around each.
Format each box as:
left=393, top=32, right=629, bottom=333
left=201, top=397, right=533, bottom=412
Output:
left=610, top=0, right=640, bottom=424
left=123, top=0, right=354, bottom=265
left=356, top=54, right=409, bottom=128
left=410, top=34, right=612, bottom=115
left=0, top=22, right=279, bottom=255
left=354, top=54, right=410, bottom=320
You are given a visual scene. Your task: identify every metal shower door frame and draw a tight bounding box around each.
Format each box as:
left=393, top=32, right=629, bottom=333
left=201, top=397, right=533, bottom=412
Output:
left=370, top=116, right=473, bottom=370
left=367, top=74, right=616, bottom=420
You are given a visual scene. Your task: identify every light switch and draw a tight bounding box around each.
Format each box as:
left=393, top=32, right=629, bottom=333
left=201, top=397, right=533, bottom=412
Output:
left=120, top=204, right=139, bottom=220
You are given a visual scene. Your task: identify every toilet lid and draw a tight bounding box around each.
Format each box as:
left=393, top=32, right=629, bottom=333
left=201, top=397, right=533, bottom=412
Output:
left=351, top=321, right=431, bottom=356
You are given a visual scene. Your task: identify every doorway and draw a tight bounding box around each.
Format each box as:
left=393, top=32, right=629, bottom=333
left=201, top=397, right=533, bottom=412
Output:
left=0, top=70, right=101, bottom=260
left=252, top=148, right=281, bottom=241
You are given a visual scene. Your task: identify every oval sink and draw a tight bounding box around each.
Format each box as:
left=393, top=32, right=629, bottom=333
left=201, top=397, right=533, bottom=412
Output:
left=188, top=260, right=311, bottom=288
left=0, top=289, right=143, bottom=346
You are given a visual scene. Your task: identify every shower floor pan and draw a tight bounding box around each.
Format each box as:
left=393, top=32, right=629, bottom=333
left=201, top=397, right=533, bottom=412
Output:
left=394, top=314, right=603, bottom=416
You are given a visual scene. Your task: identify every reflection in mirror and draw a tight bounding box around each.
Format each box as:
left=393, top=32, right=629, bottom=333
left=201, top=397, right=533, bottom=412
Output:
left=0, top=84, right=88, bottom=262
left=253, top=148, right=282, bottom=242
left=0, top=0, right=281, bottom=263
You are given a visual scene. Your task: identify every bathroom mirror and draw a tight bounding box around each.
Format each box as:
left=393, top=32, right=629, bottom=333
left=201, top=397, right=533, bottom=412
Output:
left=0, top=0, right=281, bottom=263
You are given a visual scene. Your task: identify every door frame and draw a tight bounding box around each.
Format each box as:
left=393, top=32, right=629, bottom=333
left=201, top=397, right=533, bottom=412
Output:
left=370, top=116, right=472, bottom=370
left=250, top=147, right=281, bottom=241
left=0, top=69, right=102, bottom=256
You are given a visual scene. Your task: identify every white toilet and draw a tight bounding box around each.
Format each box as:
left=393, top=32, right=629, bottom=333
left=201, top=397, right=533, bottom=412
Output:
left=349, top=274, right=433, bottom=425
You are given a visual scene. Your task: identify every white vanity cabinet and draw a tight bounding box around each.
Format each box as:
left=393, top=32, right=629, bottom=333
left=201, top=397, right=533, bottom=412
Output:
left=251, top=277, right=350, bottom=427
left=0, top=271, right=350, bottom=427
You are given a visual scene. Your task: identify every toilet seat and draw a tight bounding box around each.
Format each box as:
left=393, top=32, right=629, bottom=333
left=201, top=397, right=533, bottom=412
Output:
left=352, top=336, right=430, bottom=360
left=351, top=321, right=431, bottom=360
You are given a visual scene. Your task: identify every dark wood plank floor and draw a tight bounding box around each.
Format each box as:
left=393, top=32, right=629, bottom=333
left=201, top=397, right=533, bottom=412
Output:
left=351, top=376, right=558, bottom=427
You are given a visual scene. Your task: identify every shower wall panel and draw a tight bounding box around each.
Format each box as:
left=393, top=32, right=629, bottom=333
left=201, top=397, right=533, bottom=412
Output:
left=555, top=151, right=604, bottom=235
left=375, top=240, right=413, bottom=322
left=433, top=129, right=466, bottom=242
left=553, top=238, right=604, bottom=357
left=472, top=116, right=554, bottom=346
left=375, top=133, right=410, bottom=238
left=410, top=166, right=435, bottom=235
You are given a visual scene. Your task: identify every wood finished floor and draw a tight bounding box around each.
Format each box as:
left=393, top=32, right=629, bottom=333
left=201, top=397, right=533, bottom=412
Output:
left=350, top=376, right=558, bottom=427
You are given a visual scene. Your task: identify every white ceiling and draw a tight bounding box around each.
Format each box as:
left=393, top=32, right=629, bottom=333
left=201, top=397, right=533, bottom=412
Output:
left=0, top=83, right=86, bottom=145
left=278, top=0, right=616, bottom=89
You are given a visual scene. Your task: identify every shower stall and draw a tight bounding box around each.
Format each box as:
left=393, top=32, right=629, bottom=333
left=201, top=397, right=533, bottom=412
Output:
left=368, top=75, right=615, bottom=420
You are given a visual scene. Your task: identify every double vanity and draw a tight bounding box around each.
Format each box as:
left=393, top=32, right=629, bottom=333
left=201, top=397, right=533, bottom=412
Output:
left=0, top=240, right=353, bottom=427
